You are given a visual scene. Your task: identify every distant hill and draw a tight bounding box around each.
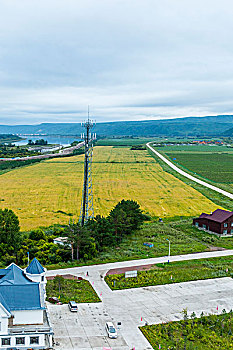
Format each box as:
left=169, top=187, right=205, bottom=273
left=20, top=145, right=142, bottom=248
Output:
left=0, top=134, right=22, bottom=143
left=223, top=127, right=233, bottom=136
left=0, top=115, right=232, bottom=137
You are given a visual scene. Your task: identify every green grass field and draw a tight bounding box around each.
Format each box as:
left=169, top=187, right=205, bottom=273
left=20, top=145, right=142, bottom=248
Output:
left=156, top=144, right=233, bottom=153
left=46, top=218, right=233, bottom=271
left=0, top=146, right=222, bottom=230
left=46, top=277, right=100, bottom=303
left=166, top=153, right=233, bottom=183
left=153, top=144, right=233, bottom=195
left=140, top=312, right=233, bottom=349
left=105, top=255, right=233, bottom=290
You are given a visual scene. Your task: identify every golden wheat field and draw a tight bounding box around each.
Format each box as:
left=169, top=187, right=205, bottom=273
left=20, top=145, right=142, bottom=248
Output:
left=0, top=146, right=221, bottom=230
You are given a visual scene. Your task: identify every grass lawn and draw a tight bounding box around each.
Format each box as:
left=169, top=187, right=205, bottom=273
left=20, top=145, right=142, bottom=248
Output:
left=105, top=255, right=233, bottom=290
left=0, top=146, right=220, bottom=230
left=46, top=218, right=233, bottom=271
left=140, top=311, right=233, bottom=350
left=46, top=277, right=100, bottom=304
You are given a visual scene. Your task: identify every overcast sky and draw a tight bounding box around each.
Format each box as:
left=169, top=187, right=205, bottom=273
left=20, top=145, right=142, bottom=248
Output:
left=1, top=0, right=233, bottom=124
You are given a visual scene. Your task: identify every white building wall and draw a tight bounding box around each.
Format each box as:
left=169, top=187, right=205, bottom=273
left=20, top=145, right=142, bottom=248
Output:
left=0, top=307, right=10, bottom=335
left=0, top=334, right=45, bottom=348
left=13, top=309, right=43, bottom=325
left=0, top=316, right=8, bottom=335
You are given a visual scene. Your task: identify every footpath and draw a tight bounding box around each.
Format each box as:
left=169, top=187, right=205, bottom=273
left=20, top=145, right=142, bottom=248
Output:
left=47, top=250, right=233, bottom=350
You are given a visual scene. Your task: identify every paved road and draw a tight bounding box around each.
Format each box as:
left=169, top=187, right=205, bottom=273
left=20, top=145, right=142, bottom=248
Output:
left=0, top=142, right=84, bottom=162
left=47, top=249, right=233, bottom=278
left=47, top=250, right=233, bottom=350
left=146, top=142, right=233, bottom=200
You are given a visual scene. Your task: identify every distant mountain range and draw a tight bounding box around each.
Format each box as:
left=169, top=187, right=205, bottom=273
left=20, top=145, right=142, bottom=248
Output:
left=223, top=126, right=233, bottom=136
left=0, top=115, right=232, bottom=137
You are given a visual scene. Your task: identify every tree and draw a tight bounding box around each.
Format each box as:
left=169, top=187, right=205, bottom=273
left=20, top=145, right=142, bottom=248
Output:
left=35, top=139, right=48, bottom=145
left=29, top=228, right=47, bottom=241
left=86, top=215, right=115, bottom=250
left=108, top=200, right=145, bottom=241
left=65, top=223, right=90, bottom=260
left=0, top=209, right=21, bottom=250
left=108, top=207, right=129, bottom=243
left=79, top=237, right=97, bottom=260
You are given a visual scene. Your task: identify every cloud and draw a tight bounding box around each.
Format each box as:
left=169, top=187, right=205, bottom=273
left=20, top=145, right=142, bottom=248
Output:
left=0, top=0, right=233, bottom=124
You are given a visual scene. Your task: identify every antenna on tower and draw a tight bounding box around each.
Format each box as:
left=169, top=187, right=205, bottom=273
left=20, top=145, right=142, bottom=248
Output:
left=80, top=107, right=95, bottom=226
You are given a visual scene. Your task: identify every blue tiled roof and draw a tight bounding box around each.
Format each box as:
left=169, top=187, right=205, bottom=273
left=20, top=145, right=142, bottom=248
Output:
left=0, top=264, right=43, bottom=311
left=26, top=258, right=45, bottom=275
left=0, top=285, right=42, bottom=310
left=0, top=292, right=11, bottom=313
left=0, top=264, right=33, bottom=285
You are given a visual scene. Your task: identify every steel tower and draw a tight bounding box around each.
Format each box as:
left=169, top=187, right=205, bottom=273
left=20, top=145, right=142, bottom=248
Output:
left=80, top=109, right=96, bottom=226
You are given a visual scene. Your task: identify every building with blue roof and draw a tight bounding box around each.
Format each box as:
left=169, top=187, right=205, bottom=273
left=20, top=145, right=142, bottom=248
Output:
left=0, top=261, right=53, bottom=349
left=26, top=257, right=45, bottom=275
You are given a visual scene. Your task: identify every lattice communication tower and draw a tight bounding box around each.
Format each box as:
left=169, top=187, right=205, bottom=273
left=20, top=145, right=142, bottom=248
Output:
left=80, top=109, right=96, bottom=226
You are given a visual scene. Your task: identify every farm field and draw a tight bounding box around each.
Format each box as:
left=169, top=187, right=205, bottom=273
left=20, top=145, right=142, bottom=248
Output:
left=155, top=144, right=233, bottom=192
left=96, top=137, right=153, bottom=146
left=166, top=153, right=233, bottom=183
left=155, top=144, right=233, bottom=153
left=0, top=146, right=222, bottom=230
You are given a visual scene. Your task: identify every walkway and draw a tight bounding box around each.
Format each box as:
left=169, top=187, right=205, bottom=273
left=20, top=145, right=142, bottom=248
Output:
left=47, top=250, right=233, bottom=350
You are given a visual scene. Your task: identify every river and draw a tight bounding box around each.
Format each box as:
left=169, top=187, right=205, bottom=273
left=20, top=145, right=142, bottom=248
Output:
left=15, top=135, right=81, bottom=147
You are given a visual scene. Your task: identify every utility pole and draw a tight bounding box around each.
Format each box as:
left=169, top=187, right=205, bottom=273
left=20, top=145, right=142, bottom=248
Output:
left=166, top=239, right=170, bottom=263
left=80, top=107, right=96, bottom=226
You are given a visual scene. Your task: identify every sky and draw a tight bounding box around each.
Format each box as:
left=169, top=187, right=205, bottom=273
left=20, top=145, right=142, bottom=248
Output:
left=1, top=0, right=233, bottom=124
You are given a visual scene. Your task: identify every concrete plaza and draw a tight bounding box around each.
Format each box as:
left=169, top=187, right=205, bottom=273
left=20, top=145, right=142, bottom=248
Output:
left=47, top=251, right=233, bottom=349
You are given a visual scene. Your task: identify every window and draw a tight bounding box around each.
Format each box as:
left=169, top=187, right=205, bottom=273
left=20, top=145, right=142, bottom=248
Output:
left=231, top=222, right=233, bottom=227
left=223, top=229, right=227, bottom=235
left=203, top=224, right=206, bottom=229
left=2, top=338, right=10, bottom=346
left=30, top=336, right=39, bottom=345
left=224, top=223, right=228, bottom=228
left=231, top=229, right=233, bottom=234
left=195, top=222, right=199, bottom=227
left=16, top=337, right=25, bottom=345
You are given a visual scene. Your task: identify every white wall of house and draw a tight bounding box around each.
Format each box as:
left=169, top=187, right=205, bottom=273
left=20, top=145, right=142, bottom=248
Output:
left=0, top=306, right=10, bottom=335
left=0, top=316, right=9, bottom=335
left=13, top=309, right=43, bottom=325
left=0, top=333, right=45, bottom=348
left=26, top=272, right=46, bottom=284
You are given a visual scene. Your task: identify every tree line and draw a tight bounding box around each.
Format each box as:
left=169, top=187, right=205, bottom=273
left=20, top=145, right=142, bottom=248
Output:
left=0, top=200, right=148, bottom=266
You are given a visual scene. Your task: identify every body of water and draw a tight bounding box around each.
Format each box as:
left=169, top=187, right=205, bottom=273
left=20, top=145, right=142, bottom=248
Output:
left=16, top=135, right=81, bottom=147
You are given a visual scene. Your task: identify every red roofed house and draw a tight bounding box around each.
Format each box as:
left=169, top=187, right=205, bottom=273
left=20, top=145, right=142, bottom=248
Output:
left=193, top=209, right=233, bottom=235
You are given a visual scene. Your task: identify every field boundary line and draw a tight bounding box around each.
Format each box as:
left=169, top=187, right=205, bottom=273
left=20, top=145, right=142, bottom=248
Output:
left=147, top=142, right=233, bottom=200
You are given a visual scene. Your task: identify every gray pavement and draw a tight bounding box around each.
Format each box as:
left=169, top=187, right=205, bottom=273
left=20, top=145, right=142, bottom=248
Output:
left=47, top=250, right=233, bottom=349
